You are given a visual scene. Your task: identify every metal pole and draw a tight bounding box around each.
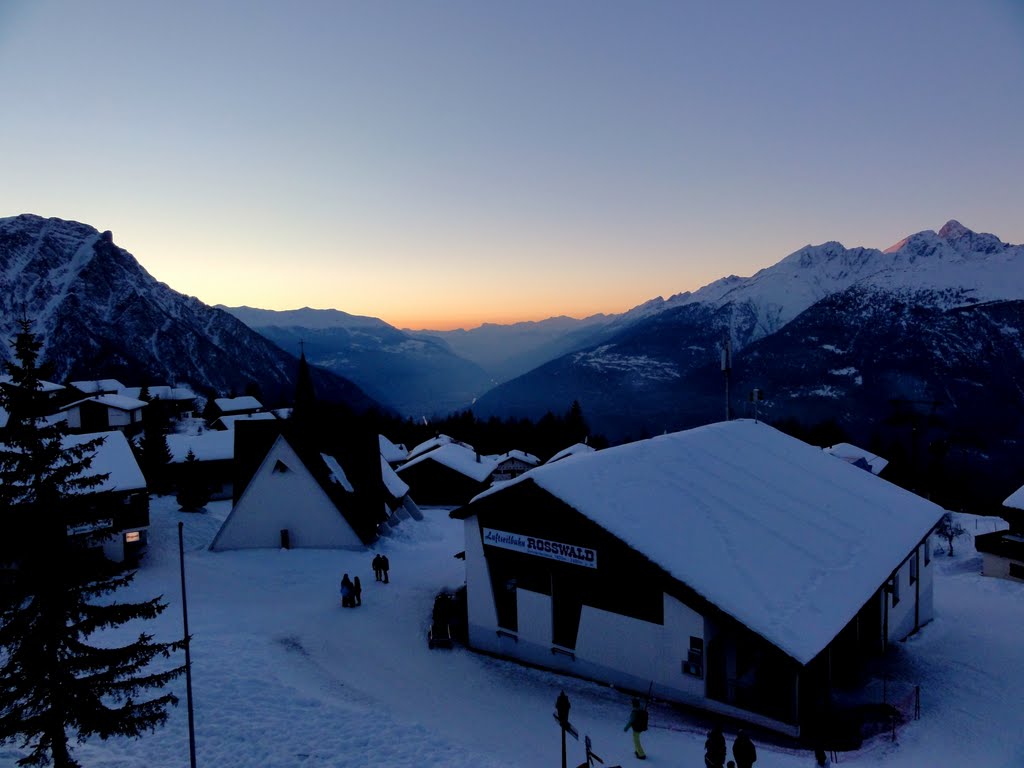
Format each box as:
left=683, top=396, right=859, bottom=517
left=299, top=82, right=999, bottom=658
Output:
left=178, top=522, right=197, bottom=768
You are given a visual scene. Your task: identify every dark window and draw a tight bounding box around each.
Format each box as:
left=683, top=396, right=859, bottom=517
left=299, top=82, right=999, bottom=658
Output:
left=272, top=460, right=290, bottom=474
left=683, top=636, right=704, bottom=678
left=924, top=536, right=931, bottom=566
left=1009, top=562, right=1024, bottom=580
left=891, top=575, right=900, bottom=607
left=910, top=556, right=918, bottom=584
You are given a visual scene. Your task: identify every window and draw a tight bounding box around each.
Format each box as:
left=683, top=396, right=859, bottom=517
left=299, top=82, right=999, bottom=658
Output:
left=683, top=636, right=704, bottom=679
left=272, top=460, right=290, bottom=474
left=1009, top=562, right=1024, bottom=580
left=924, top=536, right=931, bottom=566
left=910, top=556, right=918, bottom=585
left=891, top=575, right=900, bottom=607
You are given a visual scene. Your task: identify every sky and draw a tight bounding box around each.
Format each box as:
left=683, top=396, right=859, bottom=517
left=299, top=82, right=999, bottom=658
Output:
left=3, top=496, right=1018, bottom=767
left=1, top=1, right=1023, bottom=330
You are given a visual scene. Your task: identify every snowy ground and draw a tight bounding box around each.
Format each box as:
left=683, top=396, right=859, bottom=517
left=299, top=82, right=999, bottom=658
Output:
left=0, top=500, right=1021, bottom=768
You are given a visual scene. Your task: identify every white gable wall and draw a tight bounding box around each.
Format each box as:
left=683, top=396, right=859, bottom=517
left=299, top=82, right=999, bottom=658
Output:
left=211, top=437, right=362, bottom=551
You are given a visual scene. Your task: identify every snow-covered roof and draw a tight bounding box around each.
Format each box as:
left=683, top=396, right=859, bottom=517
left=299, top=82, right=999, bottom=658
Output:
left=70, top=379, right=124, bottom=394
left=398, top=441, right=496, bottom=483
left=322, top=453, right=355, bottom=492
left=61, top=394, right=147, bottom=412
left=0, top=406, right=7, bottom=429
left=469, top=419, right=945, bottom=665
left=214, top=395, right=263, bottom=413
left=166, top=431, right=235, bottom=463
left=381, top=455, right=409, bottom=499
left=64, top=431, right=146, bottom=492
left=545, top=443, right=596, bottom=464
left=823, top=442, right=888, bottom=475
left=119, top=385, right=197, bottom=402
left=493, top=449, right=541, bottom=467
left=215, top=412, right=277, bottom=430
left=405, top=434, right=457, bottom=462
left=379, top=434, right=408, bottom=464
left=0, top=374, right=65, bottom=393
left=1003, top=483, right=1024, bottom=511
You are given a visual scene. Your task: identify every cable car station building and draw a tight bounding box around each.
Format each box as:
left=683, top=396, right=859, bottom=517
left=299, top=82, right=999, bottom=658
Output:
left=452, top=420, right=943, bottom=737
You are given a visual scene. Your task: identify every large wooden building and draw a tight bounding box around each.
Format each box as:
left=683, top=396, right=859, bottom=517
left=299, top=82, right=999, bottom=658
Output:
left=452, top=420, right=943, bottom=738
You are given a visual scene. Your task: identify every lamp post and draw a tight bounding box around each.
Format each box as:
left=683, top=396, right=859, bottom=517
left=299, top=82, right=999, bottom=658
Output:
left=553, top=690, right=578, bottom=768
left=178, top=522, right=197, bottom=768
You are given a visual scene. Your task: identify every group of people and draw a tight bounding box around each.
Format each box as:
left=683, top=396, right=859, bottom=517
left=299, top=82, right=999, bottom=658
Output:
left=704, top=725, right=756, bottom=768
left=371, top=553, right=390, bottom=583
left=615, top=696, right=767, bottom=767
left=339, top=554, right=392, bottom=608
left=338, top=574, right=361, bottom=608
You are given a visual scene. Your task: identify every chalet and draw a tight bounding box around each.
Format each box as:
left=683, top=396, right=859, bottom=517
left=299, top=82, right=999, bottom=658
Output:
left=488, top=450, right=541, bottom=482
left=451, top=420, right=943, bottom=739
left=0, top=374, right=66, bottom=402
left=823, top=442, right=889, bottom=475
left=120, top=385, right=198, bottom=418
left=60, top=394, right=147, bottom=436
left=405, top=434, right=461, bottom=463
left=166, top=430, right=235, bottom=500
left=69, top=379, right=125, bottom=397
left=213, top=411, right=278, bottom=431
left=396, top=441, right=496, bottom=506
left=545, top=442, right=596, bottom=465
left=974, top=484, right=1024, bottom=582
left=210, top=428, right=391, bottom=551
left=63, top=431, right=149, bottom=563
left=211, top=395, right=264, bottom=419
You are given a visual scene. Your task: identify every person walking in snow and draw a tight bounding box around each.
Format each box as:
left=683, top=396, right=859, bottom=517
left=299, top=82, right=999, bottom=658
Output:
left=372, top=554, right=383, bottom=582
left=813, top=747, right=831, bottom=767
left=732, top=730, right=756, bottom=768
left=340, top=574, right=354, bottom=608
left=704, top=724, right=726, bottom=768
left=380, top=554, right=390, bottom=584
left=623, top=697, right=647, bottom=760
left=353, top=576, right=362, bottom=607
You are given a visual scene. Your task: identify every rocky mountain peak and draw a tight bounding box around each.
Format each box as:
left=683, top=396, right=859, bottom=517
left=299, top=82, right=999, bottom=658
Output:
left=938, top=219, right=973, bottom=241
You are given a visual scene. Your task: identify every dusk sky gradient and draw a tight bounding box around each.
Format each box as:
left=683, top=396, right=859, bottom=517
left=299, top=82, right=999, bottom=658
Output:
left=2, top=1, right=1022, bottom=330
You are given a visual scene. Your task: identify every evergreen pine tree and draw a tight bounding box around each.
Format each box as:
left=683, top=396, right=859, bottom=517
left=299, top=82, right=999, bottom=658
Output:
left=136, top=396, right=172, bottom=493
left=176, top=448, right=211, bottom=512
left=0, top=321, right=185, bottom=768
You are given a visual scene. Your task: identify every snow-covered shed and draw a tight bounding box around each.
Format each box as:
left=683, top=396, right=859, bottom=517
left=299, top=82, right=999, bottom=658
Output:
left=166, top=430, right=236, bottom=500
left=396, top=441, right=496, bottom=506
left=210, top=428, right=389, bottom=552
left=69, top=379, right=125, bottom=396
left=452, top=420, right=944, bottom=737
left=974, top=485, right=1024, bottom=582
left=62, top=431, right=149, bottom=563
left=59, top=394, right=147, bottom=436
left=212, top=411, right=278, bottom=431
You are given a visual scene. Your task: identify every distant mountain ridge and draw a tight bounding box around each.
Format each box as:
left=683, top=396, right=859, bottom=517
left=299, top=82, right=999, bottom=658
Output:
left=0, top=214, right=378, bottom=410
left=219, top=305, right=492, bottom=418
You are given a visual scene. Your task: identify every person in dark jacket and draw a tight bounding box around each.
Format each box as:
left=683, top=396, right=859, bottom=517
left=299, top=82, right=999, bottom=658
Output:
left=732, top=730, right=756, bottom=768
left=380, top=554, right=390, bottom=584
left=623, top=698, right=646, bottom=760
left=340, top=574, right=354, bottom=608
left=352, top=576, right=362, bottom=606
left=704, top=724, right=726, bottom=768
left=372, top=554, right=383, bottom=582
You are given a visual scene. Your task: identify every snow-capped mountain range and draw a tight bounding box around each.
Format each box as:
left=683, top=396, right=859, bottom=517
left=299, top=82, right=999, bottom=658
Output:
left=3, top=212, right=1022, bottom=505
left=0, top=214, right=377, bottom=410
